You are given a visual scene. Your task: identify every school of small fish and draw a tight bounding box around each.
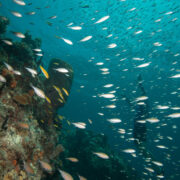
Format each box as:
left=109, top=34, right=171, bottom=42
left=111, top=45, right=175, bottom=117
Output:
left=0, top=0, right=179, bottom=179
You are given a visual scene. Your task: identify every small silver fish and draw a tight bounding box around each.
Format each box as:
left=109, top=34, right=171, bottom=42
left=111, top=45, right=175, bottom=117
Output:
left=107, top=118, right=121, bottom=123
left=36, top=53, right=43, bottom=56
left=26, top=11, right=36, bottom=15
left=39, top=160, right=52, bottom=173
left=54, top=68, right=69, bottom=73
left=78, top=175, right=87, bottom=180
left=4, top=62, right=14, bottom=71
left=93, top=152, right=109, bottom=159
left=94, top=15, right=110, bottom=24
left=61, top=38, right=73, bottom=45
left=136, top=62, right=151, bottom=68
left=66, top=157, right=79, bottom=162
left=12, top=32, right=25, bottom=38
left=170, top=74, right=180, bottom=78
left=122, top=149, right=136, bottom=153
left=13, top=0, right=26, bottom=6
left=0, top=75, right=6, bottom=83
left=167, top=113, right=180, bottom=118
left=13, top=70, right=21, bottom=76
left=68, top=26, right=82, bottom=30
left=11, top=11, right=22, bottom=17
left=99, top=93, right=115, bottom=98
left=33, top=48, right=42, bottom=52
left=49, top=15, right=57, bottom=19
left=107, top=43, right=117, bottom=48
left=31, top=85, right=46, bottom=99
left=2, top=39, right=13, bottom=45
left=135, top=96, right=148, bottom=101
left=146, top=118, right=159, bottom=123
left=25, top=67, right=37, bottom=77
left=72, top=122, right=86, bottom=129
left=58, top=169, right=73, bottom=180
left=152, top=161, right=163, bottom=167
left=80, top=35, right=92, bottom=42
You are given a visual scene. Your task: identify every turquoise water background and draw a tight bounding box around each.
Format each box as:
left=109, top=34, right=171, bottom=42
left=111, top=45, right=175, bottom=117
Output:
left=1, top=0, right=180, bottom=179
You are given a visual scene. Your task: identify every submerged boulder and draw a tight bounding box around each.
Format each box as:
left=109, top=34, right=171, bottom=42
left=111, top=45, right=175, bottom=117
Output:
left=44, top=58, right=74, bottom=111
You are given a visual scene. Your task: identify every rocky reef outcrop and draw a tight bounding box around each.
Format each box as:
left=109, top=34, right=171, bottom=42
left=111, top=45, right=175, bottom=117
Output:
left=0, top=15, right=71, bottom=179
left=44, top=58, right=74, bottom=111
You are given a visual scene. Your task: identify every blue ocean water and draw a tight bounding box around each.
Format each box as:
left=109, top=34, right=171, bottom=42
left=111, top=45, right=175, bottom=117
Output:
left=0, top=0, right=180, bottom=179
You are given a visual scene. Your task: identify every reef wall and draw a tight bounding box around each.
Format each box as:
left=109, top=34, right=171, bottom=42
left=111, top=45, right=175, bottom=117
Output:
left=0, top=15, right=72, bottom=179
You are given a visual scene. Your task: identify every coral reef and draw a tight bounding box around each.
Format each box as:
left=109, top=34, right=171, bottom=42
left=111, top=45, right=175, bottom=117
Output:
left=22, top=32, right=42, bottom=50
left=1, top=68, right=17, bottom=89
left=0, top=65, right=64, bottom=179
left=13, top=92, right=33, bottom=105
left=1, top=31, right=41, bottom=67
left=10, top=41, right=35, bottom=64
left=0, top=16, right=66, bottom=179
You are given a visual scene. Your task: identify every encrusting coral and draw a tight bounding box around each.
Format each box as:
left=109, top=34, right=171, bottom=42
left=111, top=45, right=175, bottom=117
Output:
left=13, top=91, right=33, bottom=106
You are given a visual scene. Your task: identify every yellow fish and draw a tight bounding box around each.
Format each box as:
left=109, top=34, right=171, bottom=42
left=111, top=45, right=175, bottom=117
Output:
left=40, top=65, right=49, bottom=79
left=66, top=120, right=71, bottom=126
left=53, top=85, right=65, bottom=101
left=62, top=88, right=69, bottom=96
left=58, top=115, right=64, bottom=120
left=53, top=62, right=59, bottom=65
left=53, top=85, right=59, bottom=92
left=54, top=124, right=59, bottom=128
left=45, top=96, right=51, bottom=103
left=59, top=92, right=65, bottom=102
left=58, top=98, right=64, bottom=103
left=40, top=120, right=44, bottom=123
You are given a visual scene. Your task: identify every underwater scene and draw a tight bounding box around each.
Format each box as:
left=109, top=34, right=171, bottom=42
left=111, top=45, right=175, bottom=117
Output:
left=0, top=0, right=180, bottom=179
